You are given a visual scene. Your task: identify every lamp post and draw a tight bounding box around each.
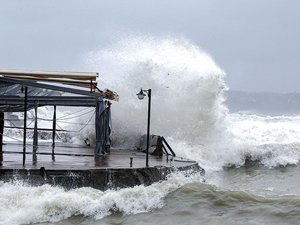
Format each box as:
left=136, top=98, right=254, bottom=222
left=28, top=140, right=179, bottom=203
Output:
left=136, top=88, right=151, bottom=167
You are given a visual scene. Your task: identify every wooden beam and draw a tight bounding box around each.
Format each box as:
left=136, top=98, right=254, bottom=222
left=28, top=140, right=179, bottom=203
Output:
left=0, top=69, right=98, bottom=81
left=0, top=76, right=102, bottom=97
left=0, top=75, right=98, bottom=88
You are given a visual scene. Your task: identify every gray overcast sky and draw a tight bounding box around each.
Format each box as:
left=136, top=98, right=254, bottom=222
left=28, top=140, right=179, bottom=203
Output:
left=1, top=0, right=300, bottom=93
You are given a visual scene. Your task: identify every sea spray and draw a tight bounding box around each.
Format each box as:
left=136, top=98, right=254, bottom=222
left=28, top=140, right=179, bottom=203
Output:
left=81, top=35, right=236, bottom=168
left=82, top=36, right=300, bottom=169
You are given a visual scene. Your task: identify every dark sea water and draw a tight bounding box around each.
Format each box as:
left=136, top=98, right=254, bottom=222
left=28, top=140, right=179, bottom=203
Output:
left=45, top=163, right=300, bottom=225
left=2, top=36, right=300, bottom=225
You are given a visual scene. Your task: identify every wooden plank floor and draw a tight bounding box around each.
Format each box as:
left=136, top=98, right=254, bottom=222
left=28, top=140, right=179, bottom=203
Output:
left=0, top=142, right=197, bottom=170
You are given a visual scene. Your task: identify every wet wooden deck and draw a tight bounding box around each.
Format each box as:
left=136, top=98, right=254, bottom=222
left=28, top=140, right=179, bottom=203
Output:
left=0, top=141, right=197, bottom=170
left=0, top=142, right=203, bottom=190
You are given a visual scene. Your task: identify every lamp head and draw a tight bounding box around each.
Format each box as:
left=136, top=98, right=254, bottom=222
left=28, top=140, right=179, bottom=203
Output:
left=136, top=88, right=146, bottom=100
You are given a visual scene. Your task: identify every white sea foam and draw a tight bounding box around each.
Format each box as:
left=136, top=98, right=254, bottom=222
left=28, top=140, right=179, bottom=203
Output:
left=228, top=113, right=300, bottom=168
left=0, top=171, right=203, bottom=225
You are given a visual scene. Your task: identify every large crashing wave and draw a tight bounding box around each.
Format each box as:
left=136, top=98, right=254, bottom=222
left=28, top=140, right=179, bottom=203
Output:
left=83, top=35, right=229, bottom=150
left=82, top=36, right=300, bottom=170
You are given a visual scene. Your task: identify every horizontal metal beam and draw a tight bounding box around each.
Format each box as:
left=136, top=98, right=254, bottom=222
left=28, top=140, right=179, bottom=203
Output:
left=2, top=95, right=98, bottom=101
left=5, top=126, right=68, bottom=132
left=0, top=96, right=98, bottom=107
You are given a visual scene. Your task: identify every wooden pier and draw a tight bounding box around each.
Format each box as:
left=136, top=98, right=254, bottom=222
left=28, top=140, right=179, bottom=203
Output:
left=0, top=142, right=203, bottom=190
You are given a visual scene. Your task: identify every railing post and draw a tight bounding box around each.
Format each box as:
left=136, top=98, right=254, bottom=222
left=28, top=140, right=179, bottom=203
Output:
left=162, top=136, right=176, bottom=157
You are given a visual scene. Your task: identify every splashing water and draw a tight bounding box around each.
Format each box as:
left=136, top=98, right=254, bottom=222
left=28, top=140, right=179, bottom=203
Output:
left=82, top=36, right=300, bottom=170
left=82, top=36, right=236, bottom=170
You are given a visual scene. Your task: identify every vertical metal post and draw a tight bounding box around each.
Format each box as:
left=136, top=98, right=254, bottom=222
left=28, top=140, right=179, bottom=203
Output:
left=95, top=97, right=105, bottom=156
left=95, top=99, right=99, bottom=156
left=146, top=89, right=151, bottom=167
left=22, top=86, right=28, bottom=167
left=52, top=105, right=56, bottom=160
left=33, top=102, right=38, bottom=163
left=0, top=112, right=4, bottom=165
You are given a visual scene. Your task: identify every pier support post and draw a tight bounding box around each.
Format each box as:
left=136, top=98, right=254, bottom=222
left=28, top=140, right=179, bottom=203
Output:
left=0, top=112, right=4, bottom=165
left=33, top=102, right=38, bottom=163
left=52, top=105, right=56, bottom=161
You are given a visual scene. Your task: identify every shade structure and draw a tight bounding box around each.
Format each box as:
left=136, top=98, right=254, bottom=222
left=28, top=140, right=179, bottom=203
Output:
left=0, top=69, right=116, bottom=165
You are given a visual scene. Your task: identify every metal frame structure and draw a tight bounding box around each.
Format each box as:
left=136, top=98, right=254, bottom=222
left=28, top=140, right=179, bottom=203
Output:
left=0, top=69, right=116, bottom=167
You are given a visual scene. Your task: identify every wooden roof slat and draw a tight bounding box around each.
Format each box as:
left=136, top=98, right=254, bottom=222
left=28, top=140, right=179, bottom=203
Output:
left=0, top=75, right=97, bottom=89
left=0, top=69, right=98, bottom=81
left=0, top=76, right=103, bottom=97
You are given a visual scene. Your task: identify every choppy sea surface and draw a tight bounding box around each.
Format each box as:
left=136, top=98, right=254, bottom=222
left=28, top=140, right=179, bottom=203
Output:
left=1, top=36, right=300, bottom=224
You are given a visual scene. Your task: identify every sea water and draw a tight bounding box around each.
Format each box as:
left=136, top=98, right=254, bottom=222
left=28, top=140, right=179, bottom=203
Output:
left=1, top=36, right=300, bottom=225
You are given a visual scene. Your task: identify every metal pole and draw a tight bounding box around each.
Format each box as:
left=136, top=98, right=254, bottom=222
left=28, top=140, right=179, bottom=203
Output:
left=33, top=102, right=38, bottom=162
left=146, top=89, right=151, bottom=167
left=52, top=105, right=56, bottom=160
left=95, top=99, right=100, bottom=156
left=0, top=112, right=4, bottom=165
left=23, top=86, right=28, bottom=167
